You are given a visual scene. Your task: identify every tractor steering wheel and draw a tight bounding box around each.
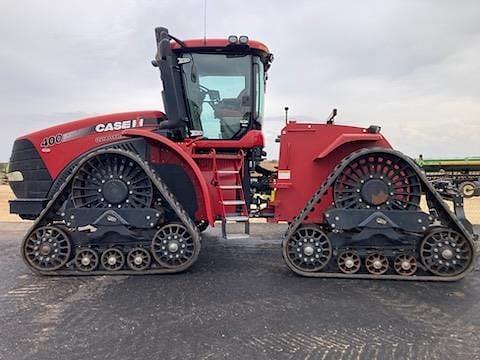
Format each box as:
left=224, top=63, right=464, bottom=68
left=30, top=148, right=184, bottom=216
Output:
left=199, top=85, right=220, bottom=105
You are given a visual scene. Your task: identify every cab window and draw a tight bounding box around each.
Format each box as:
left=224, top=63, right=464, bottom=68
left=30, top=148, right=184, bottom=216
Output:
left=181, top=53, right=252, bottom=139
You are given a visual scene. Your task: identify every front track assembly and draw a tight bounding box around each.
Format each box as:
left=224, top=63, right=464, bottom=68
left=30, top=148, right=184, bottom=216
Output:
left=21, top=148, right=201, bottom=276
left=282, top=148, right=477, bottom=281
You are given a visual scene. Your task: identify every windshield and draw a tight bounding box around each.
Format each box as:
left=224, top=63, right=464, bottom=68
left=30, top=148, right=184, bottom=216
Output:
left=181, top=53, right=262, bottom=139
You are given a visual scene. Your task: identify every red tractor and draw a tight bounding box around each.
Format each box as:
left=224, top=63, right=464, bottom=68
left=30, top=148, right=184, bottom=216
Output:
left=8, top=27, right=477, bottom=280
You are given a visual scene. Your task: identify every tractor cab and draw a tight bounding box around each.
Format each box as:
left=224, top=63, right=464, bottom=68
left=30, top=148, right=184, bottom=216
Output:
left=152, top=28, right=273, bottom=141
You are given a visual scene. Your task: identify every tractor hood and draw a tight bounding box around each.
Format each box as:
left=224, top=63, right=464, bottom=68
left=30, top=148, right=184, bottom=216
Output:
left=14, top=110, right=165, bottom=178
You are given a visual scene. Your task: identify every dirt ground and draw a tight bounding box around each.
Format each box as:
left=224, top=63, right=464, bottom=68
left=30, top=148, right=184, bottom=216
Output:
left=0, top=185, right=21, bottom=222
left=1, top=184, right=479, bottom=224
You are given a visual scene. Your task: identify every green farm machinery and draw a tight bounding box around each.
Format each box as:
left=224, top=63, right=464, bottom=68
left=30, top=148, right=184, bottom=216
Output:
left=417, top=156, right=480, bottom=198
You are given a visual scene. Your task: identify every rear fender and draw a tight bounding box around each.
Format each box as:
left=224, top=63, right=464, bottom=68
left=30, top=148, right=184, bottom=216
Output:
left=123, top=129, right=214, bottom=225
left=316, top=133, right=386, bottom=160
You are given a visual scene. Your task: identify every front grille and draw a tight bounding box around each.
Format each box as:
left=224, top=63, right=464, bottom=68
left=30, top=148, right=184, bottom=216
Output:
left=9, top=139, right=52, bottom=198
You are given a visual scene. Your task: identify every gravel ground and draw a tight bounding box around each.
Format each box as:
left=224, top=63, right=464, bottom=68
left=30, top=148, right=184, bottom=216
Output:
left=0, top=222, right=480, bottom=360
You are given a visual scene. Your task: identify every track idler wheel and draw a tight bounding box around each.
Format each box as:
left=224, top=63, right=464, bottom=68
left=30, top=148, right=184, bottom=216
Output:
left=101, top=248, right=125, bottom=271
left=127, top=248, right=151, bottom=271
left=365, top=252, right=389, bottom=275
left=151, top=224, right=199, bottom=270
left=394, top=254, right=417, bottom=276
left=75, top=248, right=99, bottom=272
left=283, top=226, right=332, bottom=273
left=23, top=226, right=71, bottom=271
left=420, top=229, right=473, bottom=276
left=337, top=250, right=361, bottom=274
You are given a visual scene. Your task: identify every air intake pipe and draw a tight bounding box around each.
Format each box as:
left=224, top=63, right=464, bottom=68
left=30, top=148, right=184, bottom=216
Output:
left=153, top=27, right=189, bottom=130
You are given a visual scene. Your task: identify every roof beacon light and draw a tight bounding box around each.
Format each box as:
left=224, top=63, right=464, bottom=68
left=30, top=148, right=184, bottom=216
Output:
left=228, top=35, right=238, bottom=44
left=239, top=35, right=249, bottom=44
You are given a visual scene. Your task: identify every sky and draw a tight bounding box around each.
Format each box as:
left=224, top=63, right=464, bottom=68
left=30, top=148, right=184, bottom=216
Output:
left=1, top=0, right=479, bottom=160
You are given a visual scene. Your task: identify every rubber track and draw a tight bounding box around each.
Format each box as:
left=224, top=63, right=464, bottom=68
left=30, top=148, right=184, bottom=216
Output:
left=282, top=148, right=477, bottom=281
left=21, top=148, right=201, bottom=276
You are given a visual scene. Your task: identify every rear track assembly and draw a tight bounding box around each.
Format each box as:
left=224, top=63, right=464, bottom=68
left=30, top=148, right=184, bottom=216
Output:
left=282, top=148, right=477, bottom=281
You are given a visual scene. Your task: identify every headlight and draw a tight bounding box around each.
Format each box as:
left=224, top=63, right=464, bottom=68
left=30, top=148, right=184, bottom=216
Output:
left=238, top=35, right=249, bottom=44
left=228, top=35, right=238, bottom=44
left=7, top=171, right=24, bottom=182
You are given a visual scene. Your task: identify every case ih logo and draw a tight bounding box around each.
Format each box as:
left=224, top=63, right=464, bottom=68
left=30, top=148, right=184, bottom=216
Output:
left=95, top=119, right=144, bottom=133
left=40, top=118, right=146, bottom=150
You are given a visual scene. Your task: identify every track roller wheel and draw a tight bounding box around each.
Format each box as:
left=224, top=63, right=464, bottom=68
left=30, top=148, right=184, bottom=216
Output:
left=151, top=224, right=199, bottom=269
left=101, top=248, right=125, bottom=271
left=23, top=226, right=71, bottom=271
left=75, top=248, right=99, bottom=272
left=127, top=248, right=151, bottom=271
left=420, top=229, right=473, bottom=276
left=365, top=252, right=389, bottom=275
left=394, top=254, right=417, bottom=276
left=337, top=250, right=361, bottom=274
left=283, top=226, right=332, bottom=273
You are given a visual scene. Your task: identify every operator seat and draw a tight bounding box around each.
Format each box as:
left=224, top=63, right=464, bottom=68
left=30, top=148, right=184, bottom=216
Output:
left=214, top=89, right=250, bottom=138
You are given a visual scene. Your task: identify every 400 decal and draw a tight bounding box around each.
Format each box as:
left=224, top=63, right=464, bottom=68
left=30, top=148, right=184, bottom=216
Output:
left=40, top=134, right=63, bottom=148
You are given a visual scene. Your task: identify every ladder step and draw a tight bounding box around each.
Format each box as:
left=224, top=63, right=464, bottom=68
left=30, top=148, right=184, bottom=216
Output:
left=192, top=153, right=242, bottom=160
left=225, top=215, right=249, bottom=222
left=221, top=218, right=250, bottom=239
left=216, top=170, right=239, bottom=174
left=221, top=200, right=245, bottom=205
left=219, top=185, right=242, bottom=189
left=225, top=234, right=250, bottom=240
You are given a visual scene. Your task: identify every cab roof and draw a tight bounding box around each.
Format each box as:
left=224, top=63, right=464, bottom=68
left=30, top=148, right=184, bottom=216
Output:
left=170, top=38, right=269, bottom=53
